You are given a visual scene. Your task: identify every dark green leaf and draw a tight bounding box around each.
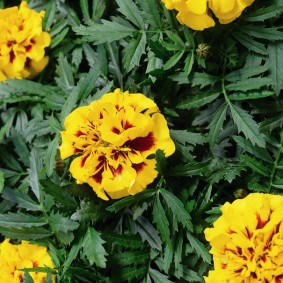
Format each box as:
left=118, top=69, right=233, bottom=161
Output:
left=243, top=5, right=283, bottom=22
left=0, top=170, right=4, bottom=194
left=45, top=135, right=59, bottom=177
left=229, top=90, right=274, bottom=100
left=177, top=91, right=221, bottom=109
left=0, top=227, right=51, bottom=240
left=239, top=25, right=283, bottom=41
left=187, top=233, right=211, bottom=263
left=73, top=20, right=136, bottom=44
left=240, top=154, right=270, bottom=177
left=110, top=251, right=150, bottom=267
left=170, top=130, right=206, bottom=146
left=0, top=212, right=46, bottom=228
left=229, top=103, right=266, bottom=147
left=48, top=212, right=79, bottom=234
left=226, top=78, right=272, bottom=91
left=149, top=268, right=174, bottom=283
left=160, top=189, right=193, bottom=231
left=82, top=227, right=108, bottom=268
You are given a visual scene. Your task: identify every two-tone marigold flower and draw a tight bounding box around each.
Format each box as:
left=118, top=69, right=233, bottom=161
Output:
left=161, top=0, right=254, bottom=30
left=0, top=239, right=55, bottom=282
left=60, top=89, right=175, bottom=200
left=204, top=193, right=283, bottom=283
left=0, top=1, right=51, bottom=81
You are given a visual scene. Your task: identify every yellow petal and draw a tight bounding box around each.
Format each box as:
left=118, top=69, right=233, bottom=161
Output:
left=186, top=0, right=207, bottom=15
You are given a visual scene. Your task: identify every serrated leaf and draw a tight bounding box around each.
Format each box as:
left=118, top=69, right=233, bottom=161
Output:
left=123, top=32, right=146, bottom=71
left=0, top=227, right=51, bottom=240
left=272, top=179, right=283, bottom=189
left=170, top=130, right=206, bottom=146
left=73, top=20, right=136, bottom=44
left=163, top=50, right=184, bottom=70
left=176, top=91, right=221, bottom=109
left=80, top=0, right=90, bottom=21
left=132, top=215, right=162, bottom=251
left=2, top=187, right=41, bottom=211
left=149, top=268, right=174, bottom=283
left=169, top=160, right=211, bottom=177
left=27, top=149, right=41, bottom=201
left=23, top=271, right=34, bottom=283
left=107, top=189, right=156, bottom=212
left=160, top=189, right=193, bottom=231
left=45, top=135, right=59, bottom=177
left=55, top=53, right=74, bottom=93
left=208, top=103, right=228, bottom=148
left=82, top=227, right=107, bottom=268
left=136, top=0, right=162, bottom=28
left=111, top=251, right=150, bottom=267
left=225, top=65, right=269, bottom=82
left=113, top=265, right=147, bottom=282
left=268, top=42, right=283, bottom=95
left=184, top=51, right=194, bottom=76
left=48, top=213, right=79, bottom=234
left=239, top=25, right=283, bottom=41
left=229, top=90, right=274, bottom=100
left=187, top=233, right=211, bottom=263
left=226, top=77, right=272, bottom=91
left=240, top=154, right=270, bottom=177
left=0, top=212, right=46, bottom=228
left=102, top=232, right=144, bottom=249
left=233, top=136, right=272, bottom=162
left=116, top=0, right=144, bottom=28
left=229, top=103, right=266, bottom=147
left=233, top=32, right=267, bottom=55
left=153, top=194, right=171, bottom=249
left=243, top=5, right=283, bottom=22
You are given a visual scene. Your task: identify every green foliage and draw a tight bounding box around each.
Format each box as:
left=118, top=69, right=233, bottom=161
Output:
left=1, top=0, right=283, bottom=282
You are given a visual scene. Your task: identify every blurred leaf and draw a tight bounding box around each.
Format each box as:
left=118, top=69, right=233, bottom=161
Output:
left=0, top=170, right=4, bottom=194
left=2, top=187, right=41, bottom=211
left=243, top=5, right=283, bottom=22
left=149, top=268, right=174, bottom=283
left=102, top=232, right=144, bottom=249
left=110, top=250, right=150, bottom=267
left=0, top=227, right=51, bottom=240
left=136, top=0, right=162, bottom=28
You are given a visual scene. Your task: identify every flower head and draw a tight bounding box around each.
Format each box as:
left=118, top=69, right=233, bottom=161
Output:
left=160, top=0, right=254, bottom=30
left=0, top=239, right=55, bottom=283
left=204, top=193, right=283, bottom=283
left=60, top=89, right=175, bottom=200
left=0, top=1, right=51, bottom=81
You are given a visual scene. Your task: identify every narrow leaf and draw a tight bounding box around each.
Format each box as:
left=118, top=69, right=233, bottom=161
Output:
left=187, top=233, right=211, bottom=263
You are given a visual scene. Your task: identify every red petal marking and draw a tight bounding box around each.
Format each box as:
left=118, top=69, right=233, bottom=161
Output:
left=81, top=154, right=89, bottom=167
left=132, top=162, right=145, bottom=173
left=75, top=130, right=84, bottom=137
left=124, top=120, right=133, bottom=130
left=276, top=275, right=283, bottom=283
left=251, top=272, right=257, bottom=279
left=92, top=169, right=103, bottom=184
left=74, top=148, right=83, bottom=154
left=112, top=127, right=121, bottom=134
left=31, top=39, right=35, bottom=44
left=109, top=164, right=123, bottom=177
left=262, top=255, right=267, bottom=263
left=221, top=263, right=227, bottom=269
left=256, top=213, right=269, bottom=229
left=19, top=274, right=24, bottom=282
left=127, top=132, right=155, bottom=152
left=7, top=42, right=12, bottom=48
left=245, top=227, right=253, bottom=239
left=115, top=104, right=120, bottom=110
left=227, top=229, right=236, bottom=234
left=25, top=57, right=31, bottom=68
left=25, top=45, right=32, bottom=52
left=33, top=261, right=38, bottom=267
left=10, top=51, right=15, bottom=63
left=99, top=112, right=103, bottom=119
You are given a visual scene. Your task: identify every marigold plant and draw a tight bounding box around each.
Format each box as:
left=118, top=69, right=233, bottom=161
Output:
left=204, top=193, right=283, bottom=283
left=60, top=88, right=175, bottom=200
left=160, top=0, right=255, bottom=30
left=0, top=239, right=55, bottom=282
left=0, top=1, right=50, bottom=81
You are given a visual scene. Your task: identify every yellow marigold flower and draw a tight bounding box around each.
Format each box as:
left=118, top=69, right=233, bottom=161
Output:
left=60, top=88, right=175, bottom=200
left=161, top=0, right=215, bottom=31
left=0, top=239, right=55, bottom=283
left=204, top=193, right=283, bottom=283
left=160, top=0, right=254, bottom=30
left=209, top=0, right=255, bottom=24
left=0, top=1, right=51, bottom=82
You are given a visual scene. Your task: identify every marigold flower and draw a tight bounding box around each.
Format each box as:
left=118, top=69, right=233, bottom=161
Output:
left=0, top=239, right=55, bottom=283
left=209, top=0, right=255, bottom=24
left=0, top=1, right=51, bottom=82
left=60, top=89, right=175, bottom=200
left=160, top=0, right=254, bottom=30
left=204, top=193, right=283, bottom=283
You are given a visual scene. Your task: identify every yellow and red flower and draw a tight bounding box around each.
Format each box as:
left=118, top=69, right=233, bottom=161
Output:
left=0, top=1, right=51, bottom=81
left=204, top=193, right=283, bottom=283
left=0, top=239, right=55, bottom=283
left=60, top=89, right=175, bottom=200
left=160, top=0, right=254, bottom=30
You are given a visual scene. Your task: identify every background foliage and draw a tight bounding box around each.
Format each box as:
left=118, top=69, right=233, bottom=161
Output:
left=0, top=0, right=283, bottom=282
